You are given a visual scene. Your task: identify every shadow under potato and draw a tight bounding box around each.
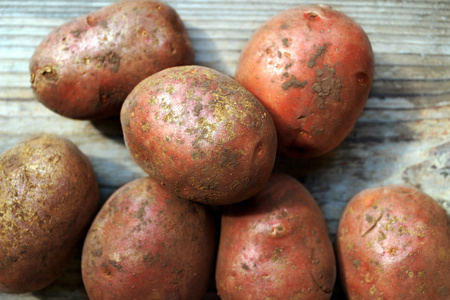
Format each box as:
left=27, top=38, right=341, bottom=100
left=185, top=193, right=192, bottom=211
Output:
left=90, top=116, right=124, bottom=145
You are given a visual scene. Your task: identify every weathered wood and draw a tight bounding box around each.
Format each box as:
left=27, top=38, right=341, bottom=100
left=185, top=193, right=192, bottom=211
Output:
left=0, top=0, right=449, bottom=299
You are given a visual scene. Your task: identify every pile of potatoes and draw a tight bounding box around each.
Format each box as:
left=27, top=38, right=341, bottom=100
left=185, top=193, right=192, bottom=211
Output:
left=1, top=1, right=449, bottom=299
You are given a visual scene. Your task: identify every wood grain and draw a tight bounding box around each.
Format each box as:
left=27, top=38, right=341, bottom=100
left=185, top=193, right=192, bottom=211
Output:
left=0, top=0, right=449, bottom=299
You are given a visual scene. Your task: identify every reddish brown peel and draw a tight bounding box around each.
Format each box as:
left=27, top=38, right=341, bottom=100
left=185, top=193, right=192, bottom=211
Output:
left=215, top=172, right=336, bottom=299
left=81, top=177, right=216, bottom=300
left=29, top=0, right=194, bottom=120
left=0, top=135, right=99, bottom=293
left=235, top=4, right=374, bottom=158
left=120, top=65, right=277, bottom=205
left=336, top=185, right=450, bottom=299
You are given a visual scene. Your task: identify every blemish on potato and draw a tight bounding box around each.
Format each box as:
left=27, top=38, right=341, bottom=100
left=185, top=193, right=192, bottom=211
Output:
left=396, top=224, right=410, bottom=236
left=307, top=44, right=327, bottom=68
left=280, top=23, right=288, bottom=30
left=200, top=81, right=211, bottom=92
left=312, top=66, right=343, bottom=103
left=355, top=71, right=369, bottom=87
left=147, top=95, right=157, bottom=105
left=377, top=230, right=387, bottom=242
left=40, top=65, right=58, bottom=82
left=139, top=27, right=147, bottom=37
left=194, top=103, right=203, bottom=115
left=91, top=249, right=103, bottom=257
left=352, top=259, right=361, bottom=269
left=369, top=284, right=377, bottom=296
left=70, top=29, right=85, bottom=38
left=406, top=269, right=414, bottom=278
left=104, top=51, right=121, bottom=73
left=269, top=224, right=286, bottom=238
left=136, top=207, right=146, bottom=221
left=305, top=11, right=318, bottom=18
left=191, top=148, right=205, bottom=160
left=271, top=247, right=285, bottom=262
left=416, top=284, right=426, bottom=294
left=282, top=75, right=307, bottom=91
left=185, top=89, right=194, bottom=100
left=86, top=16, right=96, bottom=26
left=166, top=85, right=175, bottom=95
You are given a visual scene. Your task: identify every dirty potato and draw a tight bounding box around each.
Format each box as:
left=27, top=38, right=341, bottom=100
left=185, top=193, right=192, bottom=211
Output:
left=336, top=185, right=450, bottom=299
left=30, top=0, right=194, bottom=120
left=81, top=176, right=216, bottom=300
left=120, top=65, right=277, bottom=205
left=235, top=4, right=374, bottom=158
left=215, top=172, right=336, bottom=299
left=0, top=135, right=99, bottom=293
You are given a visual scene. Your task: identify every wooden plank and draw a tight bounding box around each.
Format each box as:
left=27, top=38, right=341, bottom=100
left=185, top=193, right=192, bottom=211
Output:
left=0, top=0, right=449, bottom=299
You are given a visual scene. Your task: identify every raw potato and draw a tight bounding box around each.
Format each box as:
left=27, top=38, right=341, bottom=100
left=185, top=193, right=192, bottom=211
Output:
left=336, top=185, right=450, bottom=299
left=120, top=65, right=277, bottom=205
left=0, top=135, right=99, bottom=293
left=81, top=176, right=216, bottom=300
left=235, top=4, right=374, bottom=158
left=215, top=172, right=336, bottom=299
left=30, top=0, right=194, bottom=120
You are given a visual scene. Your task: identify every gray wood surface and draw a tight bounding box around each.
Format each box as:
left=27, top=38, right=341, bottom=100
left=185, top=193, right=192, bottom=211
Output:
left=0, top=0, right=449, bottom=299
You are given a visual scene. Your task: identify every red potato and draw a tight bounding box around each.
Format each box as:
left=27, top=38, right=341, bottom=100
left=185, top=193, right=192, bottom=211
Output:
left=215, top=172, right=336, bottom=299
left=30, top=0, right=194, bottom=120
left=235, top=4, right=374, bottom=158
left=0, top=135, right=99, bottom=293
left=81, top=176, right=217, bottom=300
left=120, top=65, right=277, bottom=205
left=336, top=185, right=450, bottom=299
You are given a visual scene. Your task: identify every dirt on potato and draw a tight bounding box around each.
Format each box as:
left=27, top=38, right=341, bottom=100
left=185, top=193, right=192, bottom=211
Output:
left=0, top=135, right=99, bottom=293
left=120, top=65, right=278, bottom=205
left=30, top=0, right=194, bottom=120
left=81, top=176, right=216, bottom=300
left=235, top=4, right=374, bottom=158
left=336, top=185, right=450, bottom=299
left=215, top=172, right=336, bottom=299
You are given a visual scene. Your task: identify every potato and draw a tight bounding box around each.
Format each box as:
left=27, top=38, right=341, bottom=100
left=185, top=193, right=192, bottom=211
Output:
left=30, top=0, right=194, bottom=120
left=235, top=4, right=374, bottom=158
left=0, top=135, right=99, bottom=293
left=336, top=185, right=450, bottom=299
left=215, top=172, right=336, bottom=299
left=81, top=176, right=216, bottom=300
left=120, top=65, right=277, bottom=205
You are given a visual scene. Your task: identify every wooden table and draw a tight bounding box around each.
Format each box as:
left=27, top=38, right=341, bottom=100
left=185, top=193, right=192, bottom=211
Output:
left=1, top=0, right=449, bottom=299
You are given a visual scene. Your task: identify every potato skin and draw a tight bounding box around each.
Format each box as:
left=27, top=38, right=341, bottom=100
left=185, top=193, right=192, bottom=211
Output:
left=235, top=5, right=374, bottom=158
left=30, top=0, right=194, bottom=120
left=81, top=176, right=216, bottom=300
left=336, top=185, right=450, bottom=299
left=120, top=65, right=277, bottom=205
left=0, top=135, right=99, bottom=293
left=215, top=172, right=336, bottom=299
